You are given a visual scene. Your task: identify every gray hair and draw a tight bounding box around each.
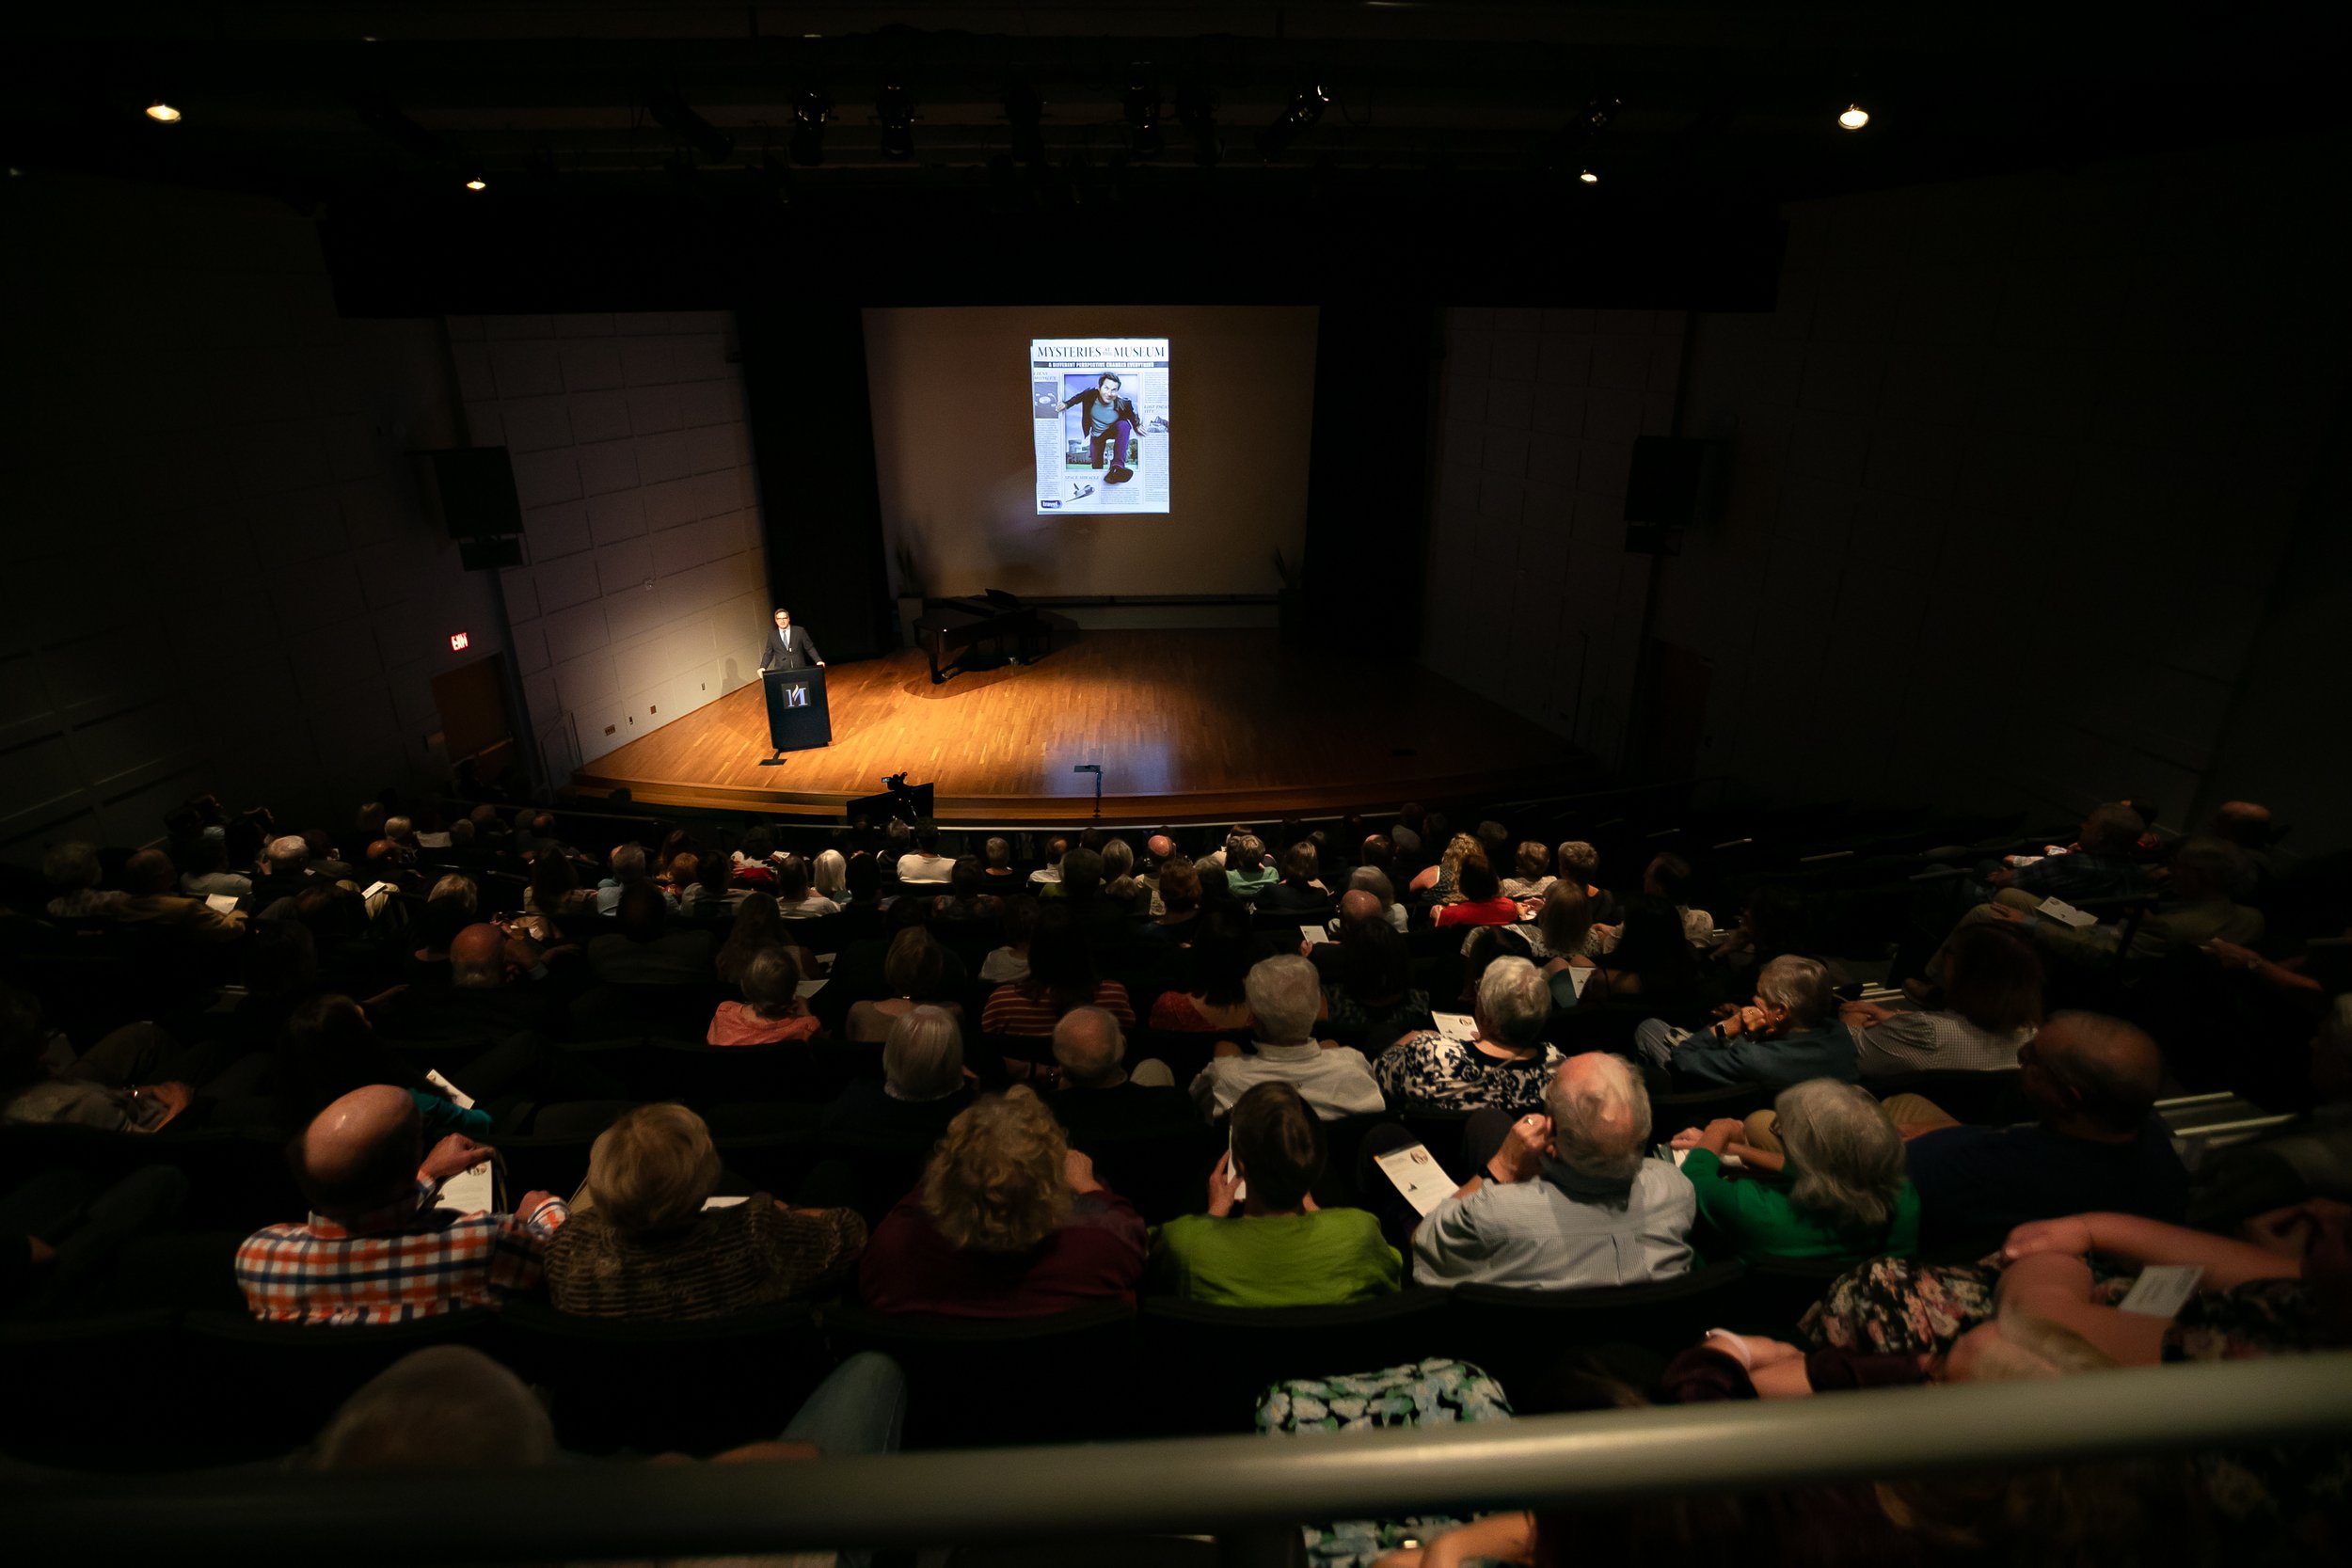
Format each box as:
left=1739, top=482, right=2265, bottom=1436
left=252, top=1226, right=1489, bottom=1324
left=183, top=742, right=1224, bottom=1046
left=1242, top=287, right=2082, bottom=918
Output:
left=1244, top=954, right=1323, bottom=1044
left=1756, top=953, right=1834, bottom=1026
left=1346, top=865, right=1396, bottom=909
left=1545, top=1053, right=1650, bottom=1182
left=315, top=1346, right=556, bottom=1472
left=1100, top=838, right=1135, bottom=879
left=1774, top=1079, right=1906, bottom=1234
left=1051, top=1006, right=1127, bottom=1086
left=41, top=841, right=102, bottom=891
left=265, top=834, right=311, bottom=872
left=1475, top=956, right=1552, bottom=1048
left=813, top=848, right=848, bottom=895
left=883, top=1004, right=966, bottom=1101
left=609, top=842, right=647, bottom=881
left=384, top=816, right=414, bottom=844
left=448, top=818, right=475, bottom=846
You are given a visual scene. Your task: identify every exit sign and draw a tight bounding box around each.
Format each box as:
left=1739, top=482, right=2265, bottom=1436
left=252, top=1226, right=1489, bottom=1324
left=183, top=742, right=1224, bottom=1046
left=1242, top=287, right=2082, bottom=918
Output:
left=449, top=632, right=470, bottom=651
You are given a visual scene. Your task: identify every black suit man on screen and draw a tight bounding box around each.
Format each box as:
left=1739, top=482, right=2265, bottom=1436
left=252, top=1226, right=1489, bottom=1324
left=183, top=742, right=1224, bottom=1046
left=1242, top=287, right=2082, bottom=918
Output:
left=761, top=608, right=824, bottom=673
left=1057, top=373, right=1143, bottom=484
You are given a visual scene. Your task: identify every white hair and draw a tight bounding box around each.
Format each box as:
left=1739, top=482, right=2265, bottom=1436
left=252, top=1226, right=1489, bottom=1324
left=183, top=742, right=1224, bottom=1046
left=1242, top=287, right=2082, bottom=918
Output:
left=813, top=848, right=848, bottom=895
left=609, top=842, right=648, bottom=881
left=1347, top=865, right=1396, bottom=909
left=266, top=834, right=311, bottom=872
left=1774, top=1079, right=1906, bottom=1232
left=1476, top=956, right=1552, bottom=1048
left=1545, top=1053, right=1650, bottom=1182
left=1756, top=954, right=1833, bottom=1026
left=1244, top=955, right=1323, bottom=1044
left=884, top=1005, right=966, bottom=1101
left=1051, top=1006, right=1127, bottom=1086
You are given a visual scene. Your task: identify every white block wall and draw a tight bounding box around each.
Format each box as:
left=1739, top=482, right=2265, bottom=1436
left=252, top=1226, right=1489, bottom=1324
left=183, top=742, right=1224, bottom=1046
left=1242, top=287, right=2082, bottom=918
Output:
left=0, top=174, right=504, bottom=862
left=449, top=312, right=770, bottom=776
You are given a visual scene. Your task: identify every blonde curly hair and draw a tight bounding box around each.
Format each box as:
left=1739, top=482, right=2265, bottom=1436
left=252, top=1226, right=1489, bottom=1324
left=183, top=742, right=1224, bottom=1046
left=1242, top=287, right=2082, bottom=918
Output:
left=920, top=1085, right=1072, bottom=1254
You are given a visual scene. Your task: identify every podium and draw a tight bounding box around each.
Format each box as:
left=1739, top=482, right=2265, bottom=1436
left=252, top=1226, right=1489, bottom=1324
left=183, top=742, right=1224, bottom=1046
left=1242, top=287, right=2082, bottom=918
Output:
left=761, top=667, right=833, bottom=757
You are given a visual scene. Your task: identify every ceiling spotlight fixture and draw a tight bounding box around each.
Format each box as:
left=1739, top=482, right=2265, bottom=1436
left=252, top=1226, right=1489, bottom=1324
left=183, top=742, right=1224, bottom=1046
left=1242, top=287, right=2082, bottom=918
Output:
left=1175, top=83, right=1219, bottom=167
left=1122, top=65, right=1163, bottom=160
left=1255, top=83, right=1329, bottom=161
left=145, top=100, right=182, bottom=123
left=788, top=88, right=832, bottom=166
left=1579, top=168, right=1598, bottom=184
left=463, top=173, right=488, bottom=191
left=1838, top=103, right=1870, bottom=131
left=876, top=83, right=915, bottom=159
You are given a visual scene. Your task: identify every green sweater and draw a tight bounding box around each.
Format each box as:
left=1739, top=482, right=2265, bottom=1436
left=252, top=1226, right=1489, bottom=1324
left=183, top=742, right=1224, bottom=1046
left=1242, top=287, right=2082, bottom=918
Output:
left=1148, top=1209, right=1403, bottom=1307
left=1680, top=1148, right=1919, bottom=1265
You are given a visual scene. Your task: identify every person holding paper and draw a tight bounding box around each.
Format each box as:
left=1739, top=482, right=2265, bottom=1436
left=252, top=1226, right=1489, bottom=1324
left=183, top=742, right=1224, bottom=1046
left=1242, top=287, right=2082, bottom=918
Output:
left=1146, top=1083, right=1400, bottom=1307
left=1375, top=957, right=1563, bottom=1115
left=1188, top=956, right=1384, bottom=1123
left=237, top=1085, right=566, bottom=1324
left=1406, top=1053, right=1695, bottom=1291
left=112, top=847, right=246, bottom=944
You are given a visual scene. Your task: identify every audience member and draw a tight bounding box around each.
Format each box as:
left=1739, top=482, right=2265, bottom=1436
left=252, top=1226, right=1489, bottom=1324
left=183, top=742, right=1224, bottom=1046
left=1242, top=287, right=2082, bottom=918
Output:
left=771, top=854, right=841, bottom=919
left=1100, top=837, right=1153, bottom=916
left=1028, top=834, right=1069, bottom=891
left=1047, top=1006, right=1190, bottom=1139
left=276, top=992, right=493, bottom=1139
left=1221, top=832, right=1277, bottom=900
left=846, top=927, right=958, bottom=1042
left=858, top=1085, right=1147, bottom=1315
left=587, top=883, right=717, bottom=986
left=896, top=825, right=956, bottom=885
left=594, top=843, right=669, bottom=916
left=978, top=895, right=1038, bottom=983
left=178, top=827, right=253, bottom=900
left=1407, top=1053, right=1695, bottom=1290
left=1900, top=1011, right=2190, bottom=1248
left=1979, top=801, right=2147, bottom=904
left=543, top=1103, right=863, bottom=1316
left=1988, top=835, right=2265, bottom=969
left=1049, top=846, right=1136, bottom=946
left=1499, top=841, right=1555, bottom=902
left=978, top=835, right=1020, bottom=889
left=1843, top=924, right=2042, bottom=1077
left=1, top=989, right=201, bottom=1132
left=1148, top=907, right=1256, bottom=1032
left=1670, top=1078, right=1918, bottom=1264
left=1191, top=955, right=1384, bottom=1121
left=249, top=834, right=326, bottom=910
left=1555, top=840, right=1619, bottom=923
left=1320, top=917, right=1431, bottom=1053
left=981, top=908, right=1135, bottom=1037
left=1580, top=895, right=1704, bottom=1006
left=1409, top=832, right=1483, bottom=903
left=822, top=1005, right=973, bottom=1139
left=1433, top=859, right=1518, bottom=929
left=714, top=893, right=790, bottom=986
left=1261, top=842, right=1333, bottom=913
left=812, top=847, right=850, bottom=899
left=237, top=1085, right=565, bottom=1323
left=1643, top=851, right=1714, bottom=942
left=1376, top=957, right=1565, bottom=1114
left=930, top=857, right=1002, bottom=926
left=1149, top=1082, right=1401, bottom=1306
left=114, top=848, right=246, bottom=943
left=1636, top=954, right=1855, bottom=1089
left=1143, top=856, right=1205, bottom=943
left=708, top=947, right=820, bottom=1046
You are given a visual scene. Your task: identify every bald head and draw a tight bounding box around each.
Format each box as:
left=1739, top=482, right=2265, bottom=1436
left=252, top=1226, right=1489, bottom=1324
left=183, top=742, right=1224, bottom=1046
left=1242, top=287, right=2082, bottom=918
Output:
left=1052, top=1006, right=1127, bottom=1087
left=294, top=1085, right=421, bottom=1218
left=1545, top=1053, right=1650, bottom=1182
left=1338, top=889, right=1384, bottom=927
left=2028, top=1011, right=2163, bottom=1134
left=316, top=1346, right=556, bottom=1472
left=1146, top=834, right=1175, bottom=863
left=450, top=923, right=507, bottom=987
left=2211, top=800, right=2274, bottom=848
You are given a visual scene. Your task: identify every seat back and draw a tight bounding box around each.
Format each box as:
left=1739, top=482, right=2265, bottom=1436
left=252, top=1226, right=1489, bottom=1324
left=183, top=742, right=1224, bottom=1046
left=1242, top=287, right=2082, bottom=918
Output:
left=500, top=1300, right=832, bottom=1454
left=1445, top=1262, right=1750, bottom=1387
left=177, top=1307, right=507, bottom=1460
left=1868, top=1068, right=2028, bottom=1126
left=0, top=1310, right=189, bottom=1469
left=820, top=1302, right=1140, bottom=1449
left=1138, top=1291, right=1452, bottom=1435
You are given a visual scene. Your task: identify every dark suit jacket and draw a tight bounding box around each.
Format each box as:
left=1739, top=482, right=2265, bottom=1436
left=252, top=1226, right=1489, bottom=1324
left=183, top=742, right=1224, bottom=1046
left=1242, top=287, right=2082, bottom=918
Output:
left=762, top=625, right=822, bottom=671
left=1059, top=388, right=1143, bottom=436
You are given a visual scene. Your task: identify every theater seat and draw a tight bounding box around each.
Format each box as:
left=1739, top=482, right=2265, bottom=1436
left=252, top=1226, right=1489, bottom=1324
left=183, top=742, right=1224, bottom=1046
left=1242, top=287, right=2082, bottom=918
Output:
left=1443, top=1262, right=1750, bottom=1388
left=1138, top=1291, right=1452, bottom=1435
left=819, top=1301, right=1139, bottom=1449
left=0, top=1309, right=188, bottom=1469
left=177, top=1307, right=506, bottom=1460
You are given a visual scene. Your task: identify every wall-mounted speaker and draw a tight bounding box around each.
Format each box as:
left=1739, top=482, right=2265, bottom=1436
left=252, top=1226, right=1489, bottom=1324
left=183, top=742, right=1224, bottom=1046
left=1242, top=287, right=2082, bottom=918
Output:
left=417, top=447, right=524, bottom=540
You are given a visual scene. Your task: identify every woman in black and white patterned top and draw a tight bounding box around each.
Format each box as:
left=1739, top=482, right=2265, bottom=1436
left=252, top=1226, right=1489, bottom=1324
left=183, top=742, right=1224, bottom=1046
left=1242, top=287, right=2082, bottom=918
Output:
left=1374, top=956, right=1564, bottom=1115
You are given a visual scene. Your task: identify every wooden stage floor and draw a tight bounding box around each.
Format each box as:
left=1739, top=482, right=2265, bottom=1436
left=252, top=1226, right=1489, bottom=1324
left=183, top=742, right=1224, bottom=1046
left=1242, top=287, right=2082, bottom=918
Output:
left=570, top=629, right=1588, bottom=824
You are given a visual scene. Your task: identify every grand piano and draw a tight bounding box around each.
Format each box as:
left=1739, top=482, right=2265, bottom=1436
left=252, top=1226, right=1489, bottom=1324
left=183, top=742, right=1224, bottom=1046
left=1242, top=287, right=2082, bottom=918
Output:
left=913, top=589, right=1048, bottom=685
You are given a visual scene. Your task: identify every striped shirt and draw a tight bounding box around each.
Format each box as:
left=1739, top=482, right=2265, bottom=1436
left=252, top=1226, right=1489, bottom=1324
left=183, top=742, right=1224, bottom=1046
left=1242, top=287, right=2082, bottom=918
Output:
left=981, top=980, right=1135, bottom=1037
left=236, top=1179, right=568, bottom=1324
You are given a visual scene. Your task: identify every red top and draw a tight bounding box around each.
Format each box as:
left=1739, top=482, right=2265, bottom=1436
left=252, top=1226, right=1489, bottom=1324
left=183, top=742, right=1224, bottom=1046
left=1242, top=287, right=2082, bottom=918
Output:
left=1435, top=897, right=1520, bottom=928
left=980, top=980, right=1135, bottom=1037
left=856, top=1187, right=1148, bottom=1316
left=707, top=1002, right=822, bottom=1047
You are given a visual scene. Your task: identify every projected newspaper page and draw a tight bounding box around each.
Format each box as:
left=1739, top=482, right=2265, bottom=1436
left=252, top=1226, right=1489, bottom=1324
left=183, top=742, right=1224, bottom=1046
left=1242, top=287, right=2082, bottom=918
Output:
left=1031, top=338, right=1169, bottom=515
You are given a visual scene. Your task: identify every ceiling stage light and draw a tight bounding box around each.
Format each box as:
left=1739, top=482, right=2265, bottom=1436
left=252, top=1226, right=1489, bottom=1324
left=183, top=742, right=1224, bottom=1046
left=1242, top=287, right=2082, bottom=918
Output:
left=146, top=101, right=182, bottom=123
left=1839, top=103, right=1870, bottom=131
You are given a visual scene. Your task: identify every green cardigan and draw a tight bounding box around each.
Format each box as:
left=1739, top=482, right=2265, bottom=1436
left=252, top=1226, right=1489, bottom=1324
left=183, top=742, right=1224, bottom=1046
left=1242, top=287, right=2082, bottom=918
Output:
left=1680, top=1148, right=1919, bottom=1264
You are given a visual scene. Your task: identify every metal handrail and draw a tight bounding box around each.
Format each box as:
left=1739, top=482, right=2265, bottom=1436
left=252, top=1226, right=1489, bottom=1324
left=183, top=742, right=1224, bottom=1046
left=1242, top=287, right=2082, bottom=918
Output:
left=16, top=1353, right=2352, bottom=1563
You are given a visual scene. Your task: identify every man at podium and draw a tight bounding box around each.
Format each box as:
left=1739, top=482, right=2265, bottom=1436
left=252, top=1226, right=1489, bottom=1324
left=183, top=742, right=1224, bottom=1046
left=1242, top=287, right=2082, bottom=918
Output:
left=761, top=608, right=824, bottom=673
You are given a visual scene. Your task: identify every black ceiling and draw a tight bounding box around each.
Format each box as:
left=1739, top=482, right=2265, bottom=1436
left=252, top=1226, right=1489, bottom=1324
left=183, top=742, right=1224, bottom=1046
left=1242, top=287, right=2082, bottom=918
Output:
left=7, top=3, right=2347, bottom=310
